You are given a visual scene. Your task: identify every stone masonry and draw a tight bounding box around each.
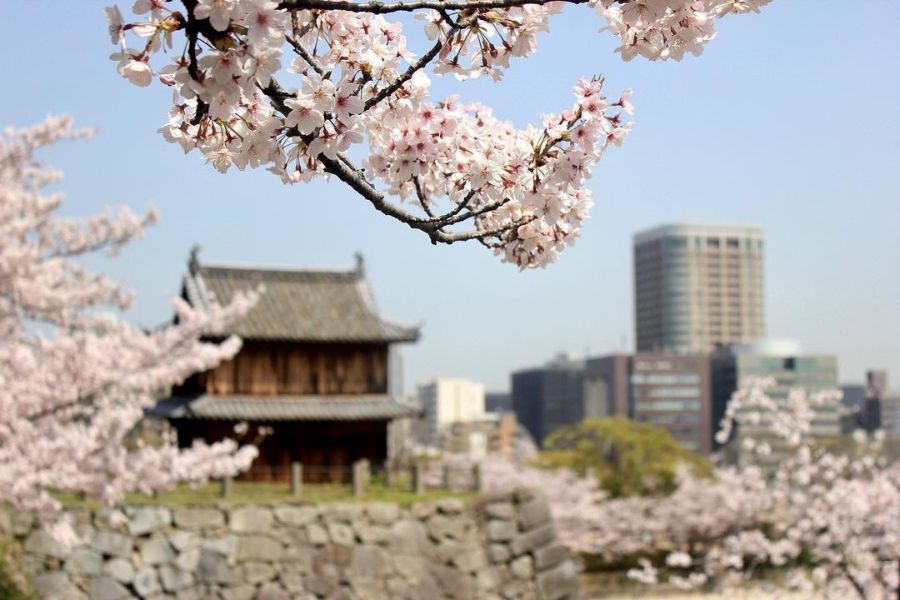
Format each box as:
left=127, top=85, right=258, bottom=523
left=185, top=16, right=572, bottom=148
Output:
left=1, top=489, right=583, bottom=600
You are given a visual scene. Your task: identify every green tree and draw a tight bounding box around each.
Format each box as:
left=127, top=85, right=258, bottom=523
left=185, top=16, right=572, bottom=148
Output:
left=538, top=417, right=713, bottom=498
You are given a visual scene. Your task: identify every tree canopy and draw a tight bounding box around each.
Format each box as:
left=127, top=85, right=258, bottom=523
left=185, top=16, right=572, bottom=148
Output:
left=538, top=417, right=713, bottom=497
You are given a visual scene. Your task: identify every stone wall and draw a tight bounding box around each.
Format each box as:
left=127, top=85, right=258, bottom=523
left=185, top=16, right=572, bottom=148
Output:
left=1, top=489, right=582, bottom=600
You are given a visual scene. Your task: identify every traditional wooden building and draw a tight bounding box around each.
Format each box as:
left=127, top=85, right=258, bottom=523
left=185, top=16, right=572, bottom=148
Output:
left=152, top=251, right=420, bottom=482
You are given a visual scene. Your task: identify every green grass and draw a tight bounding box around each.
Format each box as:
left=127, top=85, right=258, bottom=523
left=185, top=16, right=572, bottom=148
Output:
left=56, top=481, right=474, bottom=509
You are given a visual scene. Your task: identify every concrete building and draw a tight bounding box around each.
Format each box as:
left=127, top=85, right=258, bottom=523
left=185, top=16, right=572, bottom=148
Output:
left=712, top=340, right=840, bottom=462
left=511, top=355, right=597, bottom=444
left=417, top=378, right=486, bottom=438
left=634, top=223, right=765, bottom=355
left=485, top=391, right=513, bottom=414
left=585, top=353, right=713, bottom=454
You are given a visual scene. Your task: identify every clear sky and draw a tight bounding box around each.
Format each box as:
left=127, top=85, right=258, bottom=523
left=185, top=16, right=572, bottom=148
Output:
left=1, top=2, right=898, bottom=392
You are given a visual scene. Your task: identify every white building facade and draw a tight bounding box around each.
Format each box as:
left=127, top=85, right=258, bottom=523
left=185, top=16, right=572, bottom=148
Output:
left=417, top=378, right=486, bottom=437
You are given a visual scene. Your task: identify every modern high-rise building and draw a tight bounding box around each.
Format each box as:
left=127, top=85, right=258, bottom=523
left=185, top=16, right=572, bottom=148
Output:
left=712, top=340, right=840, bottom=464
left=416, top=378, right=486, bottom=438
left=584, top=353, right=713, bottom=454
left=511, top=355, right=598, bottom=444
left=634, top=223, right=766, bottom=355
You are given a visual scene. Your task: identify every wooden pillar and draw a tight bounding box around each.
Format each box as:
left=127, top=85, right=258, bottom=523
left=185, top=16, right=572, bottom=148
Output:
left=385, top=462, right=395, bottom=489
left=442, top=463, right=452, bottom=490
left=472, top=463, right=483, bottom=493
left=412, top=462, right=425, bottom=495
left=291, top=462, right=303, bottom=498
left=220, top=475, right=233, bottom=498
left=353, top=459, right=370, bottom=498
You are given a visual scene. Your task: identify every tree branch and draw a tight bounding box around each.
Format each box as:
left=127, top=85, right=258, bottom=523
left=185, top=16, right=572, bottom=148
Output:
left=279, top=0, right=588, bottom=13
left=364, top=38, right=446, bottom=111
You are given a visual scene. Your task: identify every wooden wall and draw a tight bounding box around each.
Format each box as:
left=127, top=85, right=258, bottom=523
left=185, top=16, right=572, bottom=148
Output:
left=182, top=341, right=390, bottom=396
left=175, top=419, right=389, bottom=483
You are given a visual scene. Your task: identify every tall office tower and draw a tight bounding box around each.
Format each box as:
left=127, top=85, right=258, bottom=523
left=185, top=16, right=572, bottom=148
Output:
left=634, top=224, right=766, bottom=355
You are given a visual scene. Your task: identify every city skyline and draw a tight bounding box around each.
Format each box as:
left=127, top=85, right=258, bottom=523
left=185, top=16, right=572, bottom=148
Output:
left=0, top=3, right=897, bottom=392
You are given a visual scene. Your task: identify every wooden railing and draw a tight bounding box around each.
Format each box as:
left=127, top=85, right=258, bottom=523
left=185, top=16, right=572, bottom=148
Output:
left=218, top=461, right=483, bottom=498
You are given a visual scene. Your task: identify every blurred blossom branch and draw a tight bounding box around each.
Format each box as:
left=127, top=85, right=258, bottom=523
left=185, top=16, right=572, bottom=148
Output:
left=106, top=0, right=768, bottom=268
left=0, top=116, right=259, bottom=541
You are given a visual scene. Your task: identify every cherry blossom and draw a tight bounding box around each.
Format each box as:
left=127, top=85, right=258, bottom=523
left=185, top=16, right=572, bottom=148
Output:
left=104, top=0, right=768, bottom=268
left=0, top=117, right=259, bottom=540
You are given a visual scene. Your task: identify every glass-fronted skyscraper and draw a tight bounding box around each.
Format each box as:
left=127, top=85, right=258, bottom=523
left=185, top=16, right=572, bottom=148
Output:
left=634, top=224, right=765, bottom=355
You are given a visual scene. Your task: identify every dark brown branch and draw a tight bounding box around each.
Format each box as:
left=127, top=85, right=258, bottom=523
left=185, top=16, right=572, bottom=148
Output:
left=286, top=34, right=328, bottom=77
left=279, top=0, right=589, bottom=14
left=262, top=78, right=521, bottom=245
left=364, top=38, right=446, bottom=111
left=412, top=177, right=436, bottom=218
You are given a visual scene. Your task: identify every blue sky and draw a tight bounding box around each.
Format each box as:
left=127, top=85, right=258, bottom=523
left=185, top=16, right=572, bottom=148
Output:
left=1, top=2, right=898, bottom=392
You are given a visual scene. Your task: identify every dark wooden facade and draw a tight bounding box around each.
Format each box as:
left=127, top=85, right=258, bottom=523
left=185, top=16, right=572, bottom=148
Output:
left=179, top=341, right=389, bottom=397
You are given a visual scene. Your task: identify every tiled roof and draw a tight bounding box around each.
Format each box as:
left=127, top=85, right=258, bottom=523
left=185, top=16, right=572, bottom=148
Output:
left=150, top=395, right=420, bottom=421
left=182, top=253, right=419, bottom=343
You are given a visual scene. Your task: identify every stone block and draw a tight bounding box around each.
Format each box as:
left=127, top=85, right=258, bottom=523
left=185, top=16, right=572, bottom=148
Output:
left=88, top=575, right=132, bottom=600
left=327, top=522, right=355, bottom=546
left=92, top=530, right=133, bottom=558
left=347, top=545, right=390, bottom=579
left=230, top=506, right=274, bottom=532
left=483, top=502, right=515, bottom=520
left=202, top=535, right=237, bottom=557
left=513, top=489, right=536, bottom=503
left=25, top=529, right=72, bottom=558
left=323, top=502, right=361, bottom=523
left=305, top=572, right=339, bottom=596
left=306, top=523, right=329, bottom=546
left=174, top=507, right=224, bottom=530
left=517, top=498, right=552, bottom=531
left=475, top=566, right=503, bottom=592
left=273, top=505, right=317, bottom=527
left=426, top=514, right=465, bottom=541
left=133, top=566, right=162, bottom=596
left=278, top=569, right=305, bottom=592
left=387, top=519, right=432, bottom=558
left=196, top=549, right=240, bottom=585
left=243, top=560, right=276, bottom=583
left=509, top=524, right=555, bottom=556
left=141, top=537, right=175, bottom=565
left=511, top=555, right=534, bottom=580
left=452, top=546, right=487, bottom=573
left=104, top=558, right=135, bottom=583
left=220, top=585, right=256, bottom=600
left=533, top=544, right=568, bottom=570
left=489, top=543, right=510, bottom=563
left=354, top=522, right=390, bottom=545
left=11, top=511, right=34, bottom=536
left=237, top=535, right=284, bottom=561
left=159, top=565, right=195, bottom=591
left=536, top=561, right=579, bottom=600
left=33, top=572, right=70, bottom=598
left=365, top=502, right=400, bottom=525
left=410, top=502, right=434, bottom=520
left=169, top=531, right=198, bottom=552
left=176, top=547, right=201, bottom=572
left=126, top=507, right=171, bottom=536
left=436, top=498, right=465, bottom=515
left=65, top=547, right=103, bottom=575
left=257, top=582, right=292, bottom=600
left=486, top=520, right=516, bottom=542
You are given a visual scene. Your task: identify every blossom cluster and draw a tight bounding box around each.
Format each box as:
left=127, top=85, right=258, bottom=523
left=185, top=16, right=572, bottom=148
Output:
left=0, top=117, right=258, bottom=539
left=105, top=0, right=767, bottom=267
